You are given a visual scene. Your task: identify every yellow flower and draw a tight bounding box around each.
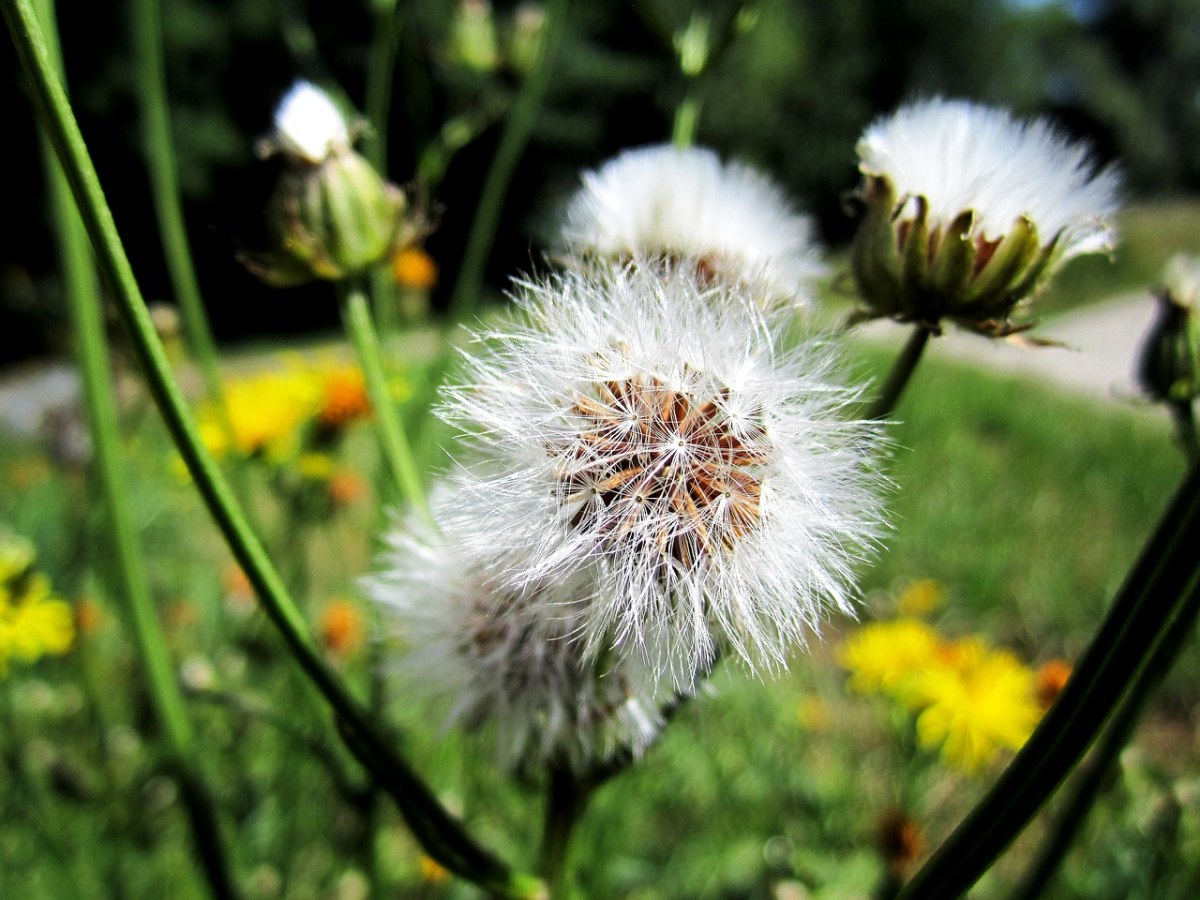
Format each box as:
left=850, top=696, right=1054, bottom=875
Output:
left=896, top=579, right=943, bottom=617
left=198, top=366, right=322, bottom=462
left=909, top=637, right=1040, bottom=773
left=837, top=618, right=943, bottom=700
left=296, top=452, right=336, bottom=481
left=0, top=573, right=75, bottom=674
left=418, top=854, right=449, bottom=884
left=0, top=532, right=36, bottom=585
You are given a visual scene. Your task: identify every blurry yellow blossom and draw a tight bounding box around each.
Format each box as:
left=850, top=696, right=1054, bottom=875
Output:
left=837, top=618, right=942, bottom=700
left=0, top=532, right=36, bottom=584
left=897, top=579, right=943, bottom=617
left=418, top=854, right=450, bottom=884
left=297, top=452, right=337, bottom=481
left=199, top=366, right=321, bottom=462
left=796, top=694, right=831, bottom=731
left=1, top=573, right=75, bottom=675
left=909, top=637, right=1040, bottom=773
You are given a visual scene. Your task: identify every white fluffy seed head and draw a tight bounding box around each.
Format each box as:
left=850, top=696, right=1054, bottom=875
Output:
left=441, top=262, right=888, bottom=686
left=271, top=81, right=351, bottom=164
left=363, top=489, right=667, bottom=774
left=857, top=97, right=1120, bottom=260
left=559, top=145, right=825, bottom=303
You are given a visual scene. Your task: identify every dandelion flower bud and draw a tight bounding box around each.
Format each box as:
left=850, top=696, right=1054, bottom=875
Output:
left=442, top=263, right=887, bottom=684
left=560, top=145, right=825, bottom=305
left=247, top=81, right=411, bottom=287
left=851, top=98, right=1119, bottom=337
left=365, top=490, right=666, bottom=774
left=1139, top=254, right=1200, bottom=404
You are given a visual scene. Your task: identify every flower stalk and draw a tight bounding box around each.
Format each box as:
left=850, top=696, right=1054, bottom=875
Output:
left=3, top=0, right=534, bottom=891
left=447, top=0, right=569, bottom=322
left=899, top=461, right=1200, bottom=899
left=131, top=0, right=225, bottom=413
left=868, top=325, right=934, bottom=420
left=338, top=279, right=429, bottom=517
left=34, top=2, right=235, bottom=895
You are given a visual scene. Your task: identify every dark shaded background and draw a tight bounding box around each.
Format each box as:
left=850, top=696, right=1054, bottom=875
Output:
left=3, top=0, right=1198, bottom=364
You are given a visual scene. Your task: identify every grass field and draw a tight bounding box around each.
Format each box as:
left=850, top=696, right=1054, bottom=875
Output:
left=1, top=337, right=1197, bottom=899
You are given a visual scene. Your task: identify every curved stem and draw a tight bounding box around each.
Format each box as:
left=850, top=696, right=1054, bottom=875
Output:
left=36, top=1, right=235, bottom=895
left=898, top=462, right=1200, bottom=899
left=869, top=325, right=932, bottom=420
left=447, top=0, right=569, bottom=322
left=1013, top=562, right=1200, bottom=899
left=131, top=0, right=225, bottom=410
left=339, top=280, right=430, bottom=519
left=2, top=2, right=534, bottom=892
left=538, top=763, right=590, bottom=898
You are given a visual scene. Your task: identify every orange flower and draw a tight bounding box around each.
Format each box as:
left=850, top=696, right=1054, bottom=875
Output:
left=74, top=597, right=104, bottom=635
left=328, top=470, right=368, bottom=508
left=319, top=599, right=364, bottom=657
left=391, top=247, right=438, bottom=291
left=317, top=366, right=371, bottom=430
left=877, top=809, right=924, bottom=875
left=1036, top=659, right=1072, bottom=709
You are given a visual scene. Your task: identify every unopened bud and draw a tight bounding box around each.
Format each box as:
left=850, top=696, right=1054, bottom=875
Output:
left=1138, top=255, right=1200, bottom=404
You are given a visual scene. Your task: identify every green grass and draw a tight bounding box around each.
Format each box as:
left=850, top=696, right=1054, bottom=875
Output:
left=1, top=339, right=1196, bottom=899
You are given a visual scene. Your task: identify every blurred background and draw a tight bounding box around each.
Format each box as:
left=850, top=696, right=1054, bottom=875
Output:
left=3, top=0, right=1199, bottom=365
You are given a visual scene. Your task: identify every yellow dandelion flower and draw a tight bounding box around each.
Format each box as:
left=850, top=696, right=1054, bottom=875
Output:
left=418, top=854, right=450, bottom=884
left=0, top=532, right=36, bottom=585
left=897, top=579, right=943, bottom=617
left=910, top=637, right=1040, bottom=773
left=198, top=366, right=322, bottom=462
left=837, top=618, right=944, bottom=700
left=0, top=573, right=75, bottom=674
left=296, top=452, right=336, bottom=481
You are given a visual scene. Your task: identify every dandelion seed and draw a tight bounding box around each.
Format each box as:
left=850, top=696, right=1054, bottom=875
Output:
left=442, top=263, right=886, bottom=684
left=560, top=145, right=825, bottom=303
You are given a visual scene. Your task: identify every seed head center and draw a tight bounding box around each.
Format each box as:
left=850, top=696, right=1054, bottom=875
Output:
left=559, top=375, right=768, bottom=567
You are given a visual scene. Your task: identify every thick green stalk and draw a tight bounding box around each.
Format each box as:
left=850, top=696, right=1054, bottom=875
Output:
left=131, top=0, right=224, bottom=408
left=339, top=281, right=429, bottom=518
left=3, top=2, right=535, bottom=891
left=899, top=462, right=1200, bottom=899
left=447, top=0, right=569, bottom=322
left=1013, top=555, right=1200, bottom=898
left=538, top=764, right=590, bottom=898
left=868, top=325, right=933, bottom=420
left=35, top=2, right=235, bottom=895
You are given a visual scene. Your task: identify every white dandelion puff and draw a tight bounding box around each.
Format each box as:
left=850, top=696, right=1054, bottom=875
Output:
left=857, top=97, right=1119, bottom=262
left=559, top=144, right=825, bottom=303
left=441, top=263, right=887, bottom=685
left=269, top=80, right=351, bottom=165
left=364, top=488, right=667, bottom=774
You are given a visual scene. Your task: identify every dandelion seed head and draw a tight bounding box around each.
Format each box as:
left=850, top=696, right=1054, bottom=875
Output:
left=560, top=145, right=825, bottom=303
left=442, top=263, right=887, bottom=684
left=857, top=98, right=1119, bottom=261
left=364, top=489, right=667, bottom=773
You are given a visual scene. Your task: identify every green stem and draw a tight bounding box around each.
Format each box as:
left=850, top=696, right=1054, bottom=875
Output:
left=898, top=462, right=1200, bottom=899
left=447, top=0, right=569, bottom=322
left=339, top=281, right=429, bottom=519
left=538, top=763, right=590, bottom=898
left=131, top=0, right=225, bottom=410
left=3, top=2, right=534, bottom=891
left=1013, top=557, right=1200, bottom=899
left=35, top=1, right=235, bottom=896
left=1169, top=401, right=1200, bottom=463
left=868, top=325, right=932, bottom=420
left=671, top=89, right=701, bottom=148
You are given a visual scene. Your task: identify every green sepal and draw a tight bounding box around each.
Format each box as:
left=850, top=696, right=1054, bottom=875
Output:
left=930, top=209, right=976, bottom=302
left=851, top=174, right=904, bottom=318
left=961, top=214, right=1040, bottom=311
left=902, top=194, right=932, bottom=297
